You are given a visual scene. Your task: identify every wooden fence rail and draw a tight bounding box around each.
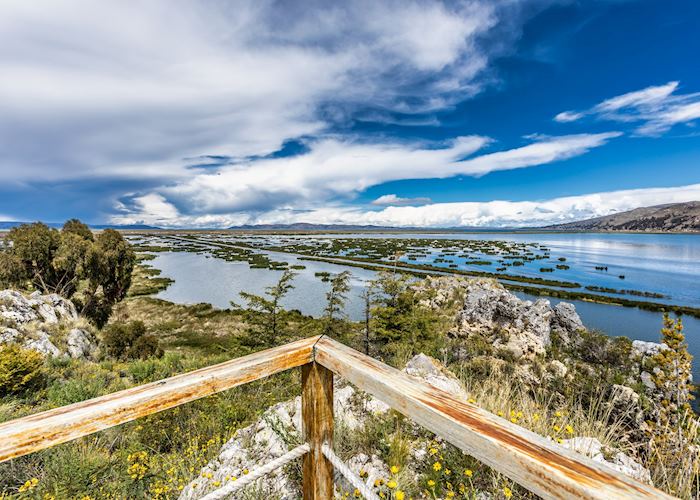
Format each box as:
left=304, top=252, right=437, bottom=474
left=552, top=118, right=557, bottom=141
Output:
left=0, top=335, right=674, bottom=499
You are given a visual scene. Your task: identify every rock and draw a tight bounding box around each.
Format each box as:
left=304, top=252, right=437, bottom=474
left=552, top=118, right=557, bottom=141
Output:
left=631, top=340, right=668, bottom=358
left=24, top=331, right=61, bottom=357
left=562, top=437, right=652, bottom=485
left=0, top=290, right=41, bottom=324
left=66, top=328, right=96, bottom=359
left=404, top=353, right=468, bottom=398
left=548, top=360, right=568, bottom=378
left=611, top=384, right=639, bottom=407
left=451, top=279, right=586, bottom=359
left=551, top=302, right=584, bottom=344
left=640, top=371, right=655, bottom=390
left=0, top=327, right=20, bottom=343
left=0, top=289, right=92, bottom=358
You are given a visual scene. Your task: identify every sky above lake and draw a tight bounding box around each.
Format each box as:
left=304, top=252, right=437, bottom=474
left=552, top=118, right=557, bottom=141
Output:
left=2, top=0, right=700, bottom=228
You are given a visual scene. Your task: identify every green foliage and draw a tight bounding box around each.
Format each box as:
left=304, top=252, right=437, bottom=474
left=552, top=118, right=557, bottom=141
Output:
left=238, top=269, right=296, bottom=346
left=102, top=321, right=163, bottom=360
left=62, top=218, right=94, bottom=241
left=0, top=222, right=135, bottom=327
left=370, top=272, right=448, bottom=359
left=652, top=314, right=694, bottom=424
left=0, top=344, right=45, bottom=396
left=323, top=270, right=351, bottom=336
left=0, top=251, right=26, bottom=288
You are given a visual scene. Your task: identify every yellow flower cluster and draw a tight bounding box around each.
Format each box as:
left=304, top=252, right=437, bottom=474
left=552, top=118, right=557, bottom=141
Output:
left=18, top=477, right=38, bottom=493
left=127, top=450, right=150, bottom=480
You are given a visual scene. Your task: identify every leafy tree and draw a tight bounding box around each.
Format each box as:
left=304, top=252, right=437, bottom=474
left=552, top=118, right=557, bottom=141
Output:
left=1, top=221, right=135, bottom=328
left=102, top=321, right=163, bottom=360
left=4, top=222, right=62, bottom=292
left=0, top=252, right=26, bottom=288
left=238, top=269, right=296, bottom=346
left=62, top=218, right=94, bottom=241
left=323, top=271, right=351, bottom=336
left=79, top=229, right=136, bottom=328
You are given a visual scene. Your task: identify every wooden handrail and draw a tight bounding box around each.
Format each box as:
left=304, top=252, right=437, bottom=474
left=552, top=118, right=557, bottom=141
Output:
left=0, top=335, right=318, bottom=463
left=314, top=337, right=673, bottom=500
left=0, top=335, right=675, bottom=499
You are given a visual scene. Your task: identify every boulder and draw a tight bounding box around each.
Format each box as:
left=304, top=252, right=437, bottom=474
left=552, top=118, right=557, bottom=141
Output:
left=551, top=302, right=585, bottom=344
left=66, top=328, right=97, bottom=359
left=631, top=340, right=668, bottom=358
left=562, top=437, right=652, bottom=485
left=404, top=353, right=468, bottom=398
left=24, top=331, right=61, bottom=357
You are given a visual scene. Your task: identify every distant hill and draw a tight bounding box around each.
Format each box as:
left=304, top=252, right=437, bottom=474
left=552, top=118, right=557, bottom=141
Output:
left=227, top=222, right=402, bottom=231
left=544, top=201, right=700, bottom=232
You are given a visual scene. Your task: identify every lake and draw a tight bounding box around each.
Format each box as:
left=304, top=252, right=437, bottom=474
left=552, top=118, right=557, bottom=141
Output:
left=141, top=232, right=700, bottom=379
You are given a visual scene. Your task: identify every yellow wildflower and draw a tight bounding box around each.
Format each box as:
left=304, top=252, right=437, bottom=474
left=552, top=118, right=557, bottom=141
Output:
left=464, top=469, right=473, bottom=478
left=427, top=479, right=436, bottom=487
left=468, top=398, right=476, bottom=404
left=390, top=465, right=400, bottom=474
left=396, top=491, right=405, bottom=500
left=565, top=425, right=574, bottom=435
left=553, top=425, right=561, bottom=432
left=433, top=461, right=442, bottom=471
left=504, top=486, right=513, bottom=498
left=354, top=489, right=361, bottom=498
left=387, top=480, right=397, bottom=489
left=497, top=410, right=504, bottom=417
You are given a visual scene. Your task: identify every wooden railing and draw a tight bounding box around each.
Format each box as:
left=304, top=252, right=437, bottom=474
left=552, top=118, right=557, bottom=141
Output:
left=0, top=336, right=674, bottom=499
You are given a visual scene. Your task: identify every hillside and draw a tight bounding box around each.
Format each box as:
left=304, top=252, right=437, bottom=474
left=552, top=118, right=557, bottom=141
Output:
left=545, top=201, right=700, bottom=232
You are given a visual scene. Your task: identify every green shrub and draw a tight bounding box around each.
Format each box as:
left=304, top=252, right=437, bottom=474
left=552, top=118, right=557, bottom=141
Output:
left=102, top=321, right=163, bottom=360
left=0, top=344, right=45, bottom=396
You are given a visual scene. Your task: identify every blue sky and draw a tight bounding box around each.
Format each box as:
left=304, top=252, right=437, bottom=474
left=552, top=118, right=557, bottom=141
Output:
left=1, top=0, right=700, bottom=227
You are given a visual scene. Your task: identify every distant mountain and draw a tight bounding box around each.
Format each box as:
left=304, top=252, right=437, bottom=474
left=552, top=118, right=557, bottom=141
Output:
left=0, top=221, right=160, bottom=230
left=544, top=201, right=700, bottom=232
left=227, top=222, right=402, bottom=231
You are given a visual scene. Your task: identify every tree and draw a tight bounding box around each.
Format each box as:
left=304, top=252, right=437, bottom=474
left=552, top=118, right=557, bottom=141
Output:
left=62, top=219, right=94, bottom=241
left=323, top=271, right=351, bottom=336
left=238, top=269, right=296, bottom=346
left=1, top=221, right=136, bottom=328
left=652, top=314, right=694, bottom=425
left=360, top=284, right=375, bottom=355
left=80, top=229, right=136, bottom=328
left=4, top=222, right=61, bottom=293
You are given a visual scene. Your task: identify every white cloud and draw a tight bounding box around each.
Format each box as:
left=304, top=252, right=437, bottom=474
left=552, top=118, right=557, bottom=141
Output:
left=112, top=132, right=622, bottom=226
left=115, top=132, right=617, bottom=217
left=554, top=81, right=700, bottom=136
left=111, top=183, right=700, bottom=228
left=0, top=0, right=519, bottom=183
left=371, top=194, right=432, bottom=206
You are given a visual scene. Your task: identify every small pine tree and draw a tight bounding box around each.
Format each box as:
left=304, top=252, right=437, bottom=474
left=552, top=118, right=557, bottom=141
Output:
left=652, top=314, right=694, bottom=426
left=323, top=271, right=351, bottom=336
left=239, top=269, right=296, bottom=346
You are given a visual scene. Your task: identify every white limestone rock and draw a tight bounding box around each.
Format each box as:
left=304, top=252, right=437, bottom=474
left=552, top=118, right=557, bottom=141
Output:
left=562, top=437, right=652, bottom=485
left=66, top=328, right=97, bottom=359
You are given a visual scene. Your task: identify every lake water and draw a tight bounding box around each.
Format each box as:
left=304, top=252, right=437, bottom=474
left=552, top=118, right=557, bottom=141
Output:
left=147, top=231, right=700, bottom=381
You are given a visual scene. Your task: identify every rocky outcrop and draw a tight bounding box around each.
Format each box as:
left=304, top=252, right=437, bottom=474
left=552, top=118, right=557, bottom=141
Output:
left=0, top=289, right=96, bottom=359
left=450, top=279, right=585, bottom=358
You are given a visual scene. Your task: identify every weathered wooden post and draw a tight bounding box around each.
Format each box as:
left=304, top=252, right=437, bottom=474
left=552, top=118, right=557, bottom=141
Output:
left=302, top=361, right=334, bottom=498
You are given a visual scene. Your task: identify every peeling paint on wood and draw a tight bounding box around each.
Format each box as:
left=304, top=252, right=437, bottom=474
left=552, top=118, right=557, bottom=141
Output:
left=0, top=336, right=319, bottom=463
left=313, top=337, right=674, bottom=500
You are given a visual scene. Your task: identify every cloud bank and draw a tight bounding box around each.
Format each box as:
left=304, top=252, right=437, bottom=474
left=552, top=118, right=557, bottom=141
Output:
left=112, top=182, right=700, bottom=229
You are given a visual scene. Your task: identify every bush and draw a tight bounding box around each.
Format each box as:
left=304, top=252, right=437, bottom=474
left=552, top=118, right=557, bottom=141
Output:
left=0, top=344, right=45, bottom=396
left=102, top=321, right=163, bottom=360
